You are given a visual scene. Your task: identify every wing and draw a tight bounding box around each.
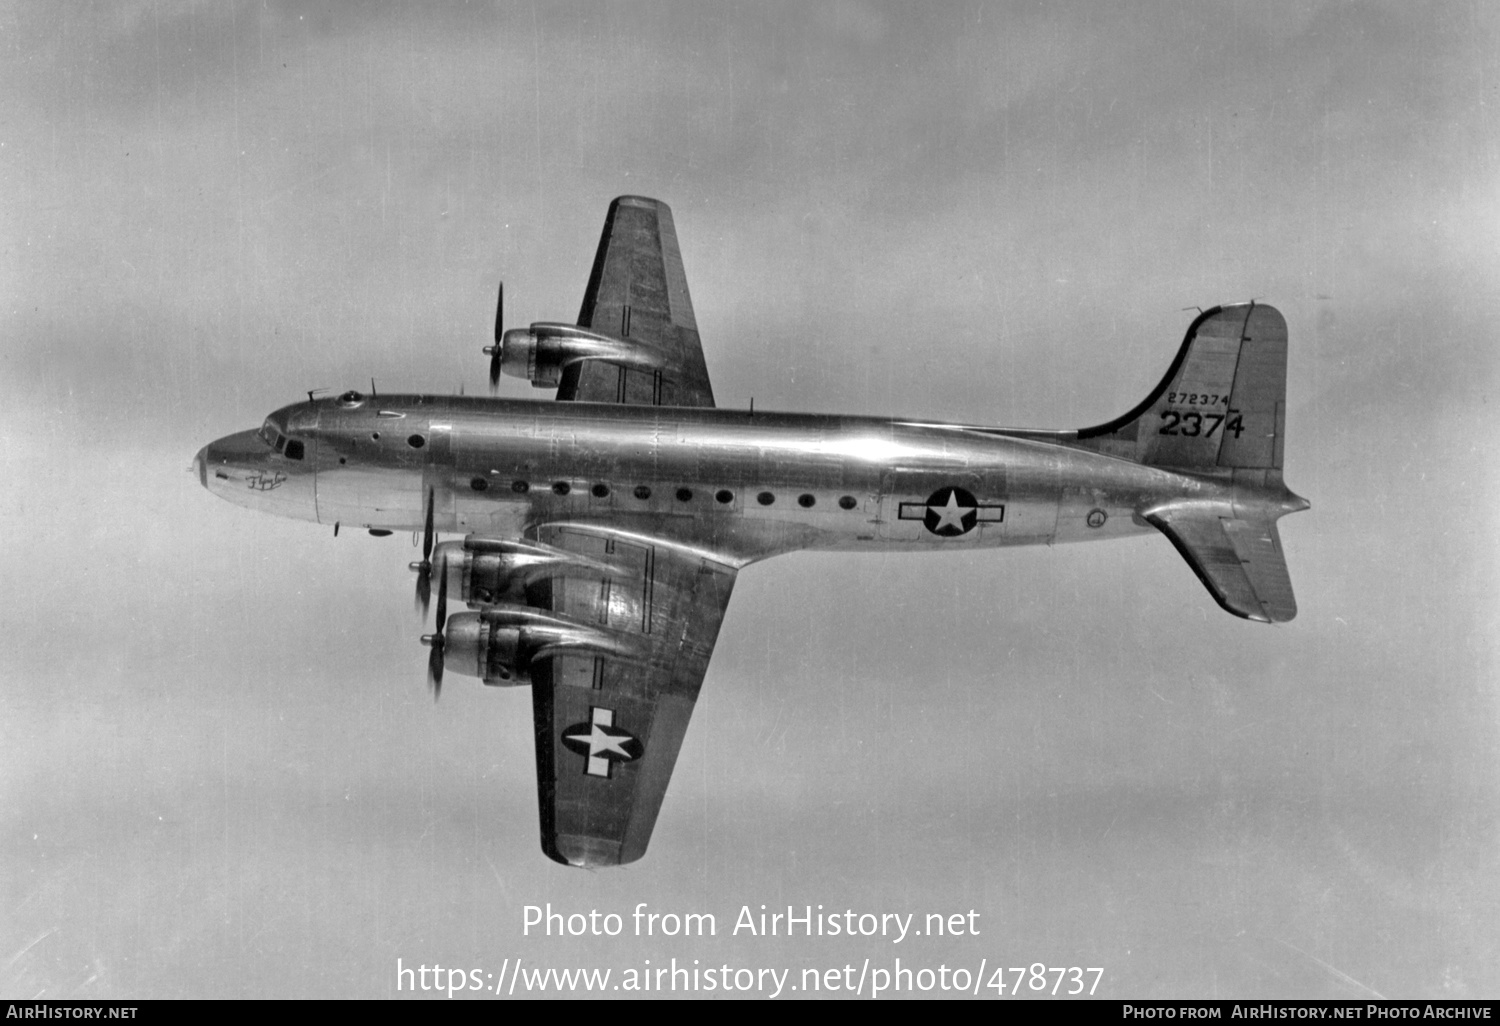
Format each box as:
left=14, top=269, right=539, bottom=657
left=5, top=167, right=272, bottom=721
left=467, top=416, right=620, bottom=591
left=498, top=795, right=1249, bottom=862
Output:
left=558, top=196, right=716, bottom=408
left=526, top=524, right=736, bottom=866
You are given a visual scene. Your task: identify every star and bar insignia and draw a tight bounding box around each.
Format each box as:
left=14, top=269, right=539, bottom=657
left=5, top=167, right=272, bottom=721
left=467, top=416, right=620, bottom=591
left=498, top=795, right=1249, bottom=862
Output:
left=561, top=707, right=644, bottom=778
left=897, top=486, right=1004, bottom=537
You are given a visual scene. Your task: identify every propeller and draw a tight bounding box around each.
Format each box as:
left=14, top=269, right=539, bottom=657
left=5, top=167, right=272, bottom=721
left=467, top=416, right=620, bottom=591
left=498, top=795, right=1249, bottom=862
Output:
left=419, top=560, right=449, bottom=700
left=409, top=487, right=436, bottom=615
left=487, top=280, right=504, bottom=392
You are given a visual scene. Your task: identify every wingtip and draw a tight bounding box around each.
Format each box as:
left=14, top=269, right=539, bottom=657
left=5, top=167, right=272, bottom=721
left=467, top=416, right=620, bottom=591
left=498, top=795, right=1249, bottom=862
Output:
left=611, top=195, right=667, bottom=212
left=544, top=833, right=634, bottom=869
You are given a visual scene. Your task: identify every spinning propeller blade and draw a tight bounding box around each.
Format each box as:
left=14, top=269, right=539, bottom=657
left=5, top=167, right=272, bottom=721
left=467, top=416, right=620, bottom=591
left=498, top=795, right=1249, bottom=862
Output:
left=488, top=281, right=504, bottom=391
left=410, top=488, right=435, bottom=615
left=425, top=562, right=448, bottom=700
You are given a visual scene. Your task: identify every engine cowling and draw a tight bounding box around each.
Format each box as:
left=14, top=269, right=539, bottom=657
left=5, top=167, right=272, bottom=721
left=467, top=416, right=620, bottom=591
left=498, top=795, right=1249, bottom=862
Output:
left=434, top=606, right=650, bottom=687
left=485, top=323, right=670, bottom=388
left=438, top=612, right=529, bottom=685
left=433, top=537, right=626, bottom=608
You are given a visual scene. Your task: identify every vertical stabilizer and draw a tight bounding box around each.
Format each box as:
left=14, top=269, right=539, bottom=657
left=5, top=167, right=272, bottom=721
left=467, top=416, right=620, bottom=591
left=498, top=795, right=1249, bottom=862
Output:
left=1076, top=303, right=1287, bottom=470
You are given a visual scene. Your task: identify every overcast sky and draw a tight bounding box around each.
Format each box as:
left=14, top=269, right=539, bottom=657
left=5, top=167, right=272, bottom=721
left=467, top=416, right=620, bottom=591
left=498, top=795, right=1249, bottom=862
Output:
left=2, top=0, right=1496, bottom=999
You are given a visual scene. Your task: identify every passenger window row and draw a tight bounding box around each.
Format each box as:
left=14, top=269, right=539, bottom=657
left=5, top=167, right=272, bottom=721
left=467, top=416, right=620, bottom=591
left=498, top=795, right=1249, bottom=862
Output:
left=475, top=478, right=860, bottom=511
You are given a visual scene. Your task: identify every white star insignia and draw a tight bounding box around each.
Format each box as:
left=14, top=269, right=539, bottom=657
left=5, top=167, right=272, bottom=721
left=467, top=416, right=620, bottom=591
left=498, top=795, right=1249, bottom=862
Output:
left=928, top=490, right=975, bottom=531
left=564, top=723, right=634, bottom=759
left=562, top=707, right=642, bottom=778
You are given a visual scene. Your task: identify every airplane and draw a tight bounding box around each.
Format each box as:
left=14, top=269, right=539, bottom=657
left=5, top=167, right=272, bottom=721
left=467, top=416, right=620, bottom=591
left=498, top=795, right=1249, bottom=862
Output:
left=194, top=196, right=1309, bottom=868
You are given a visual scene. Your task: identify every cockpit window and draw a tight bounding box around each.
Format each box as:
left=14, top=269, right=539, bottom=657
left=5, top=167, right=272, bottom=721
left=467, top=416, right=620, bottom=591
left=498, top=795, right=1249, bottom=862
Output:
left=257, top=418, right=303, bottom=458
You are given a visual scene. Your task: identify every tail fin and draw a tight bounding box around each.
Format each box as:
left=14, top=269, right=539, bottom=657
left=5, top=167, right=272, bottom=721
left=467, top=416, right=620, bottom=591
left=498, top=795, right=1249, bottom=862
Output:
left=1077, top=303, right=1307, bottom=622
left=1076, top=303, right=1287, bottom=470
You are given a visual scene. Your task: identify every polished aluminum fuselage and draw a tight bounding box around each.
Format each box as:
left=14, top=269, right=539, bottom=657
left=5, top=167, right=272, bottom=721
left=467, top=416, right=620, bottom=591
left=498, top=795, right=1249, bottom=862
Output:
left=199, top=394, right=1251, bottom=566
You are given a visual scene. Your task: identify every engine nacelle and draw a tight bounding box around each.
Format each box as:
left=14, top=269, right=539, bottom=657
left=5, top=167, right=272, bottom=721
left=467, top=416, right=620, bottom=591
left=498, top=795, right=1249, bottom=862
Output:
left=485, top=323, right=670, bottom=389
left=439, top=612, right=531, bottom=685
left=435, top=606, right=650, bottom=687
left=433, top=537, right=627, bottom=608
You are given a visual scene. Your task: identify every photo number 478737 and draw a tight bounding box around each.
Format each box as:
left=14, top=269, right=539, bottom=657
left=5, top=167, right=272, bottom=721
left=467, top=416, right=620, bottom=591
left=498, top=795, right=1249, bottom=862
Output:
left=989, top=965, right=1104, bottom=996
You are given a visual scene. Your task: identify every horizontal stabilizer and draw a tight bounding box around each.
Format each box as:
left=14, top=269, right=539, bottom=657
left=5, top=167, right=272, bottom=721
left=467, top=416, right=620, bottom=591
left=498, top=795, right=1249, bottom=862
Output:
left=1148, top=512, right=1298, bottom=623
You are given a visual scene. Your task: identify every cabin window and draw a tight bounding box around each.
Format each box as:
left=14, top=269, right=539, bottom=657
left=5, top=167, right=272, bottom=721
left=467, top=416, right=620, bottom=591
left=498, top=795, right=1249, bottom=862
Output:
left=838, top=495, right=857, bottom=510
left=715, top=489, right=734, bottom=504
left=591, top=483, right=610, bottom=498
left=676, top=487, right=693, bottom=502
left=470, top=477, right=488, bottom=492
left=757, top=492, right=775, bottom=506
left=552, top=481, right=571, bottom=496
left=407, top=434, right=426, bottom=449
left=511, top=480, right=530, bottom=494
left=798, top=493, right=816, bottom=508
left=634, top=485, right=652, bottom=500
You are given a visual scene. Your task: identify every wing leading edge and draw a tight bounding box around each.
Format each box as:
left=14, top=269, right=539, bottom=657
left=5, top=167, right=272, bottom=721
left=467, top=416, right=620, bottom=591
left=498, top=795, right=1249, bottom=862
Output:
left=558, top=196, right=716, bottom=408
left=526, top=525, right=736, bottom=866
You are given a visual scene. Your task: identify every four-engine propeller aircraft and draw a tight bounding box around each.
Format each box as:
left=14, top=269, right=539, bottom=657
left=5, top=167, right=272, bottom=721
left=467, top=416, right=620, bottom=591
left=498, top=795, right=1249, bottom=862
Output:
left=195, top=196, right=1309, bottom=867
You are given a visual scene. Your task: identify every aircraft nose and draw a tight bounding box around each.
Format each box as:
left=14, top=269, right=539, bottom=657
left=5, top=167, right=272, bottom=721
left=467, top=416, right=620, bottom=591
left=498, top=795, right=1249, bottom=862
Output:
left=196, top=428, right=318, bottom=523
